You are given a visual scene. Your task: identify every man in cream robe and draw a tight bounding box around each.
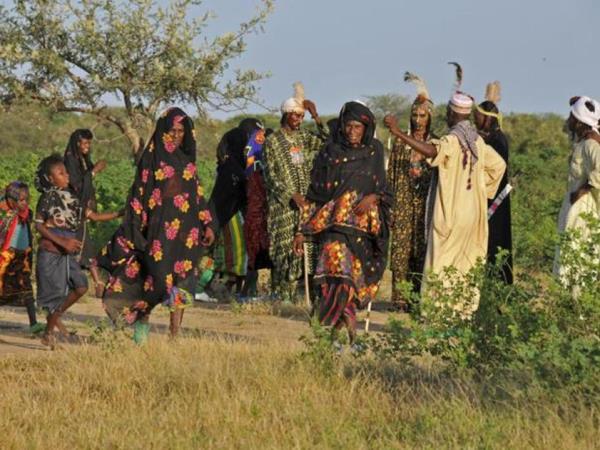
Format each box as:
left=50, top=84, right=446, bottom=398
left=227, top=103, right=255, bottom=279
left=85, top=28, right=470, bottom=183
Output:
left=425, top=131, right=506, bottom=276
left=385, top=92, right=505, bottom=313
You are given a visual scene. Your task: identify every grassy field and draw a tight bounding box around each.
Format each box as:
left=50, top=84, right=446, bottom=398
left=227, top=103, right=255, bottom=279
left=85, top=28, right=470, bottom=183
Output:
left=0, top=305, right=598, bottom=449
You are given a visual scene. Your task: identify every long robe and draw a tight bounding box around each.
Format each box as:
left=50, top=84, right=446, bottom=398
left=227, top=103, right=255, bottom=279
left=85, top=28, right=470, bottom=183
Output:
left=64, top=133, right=97, bottom=267
left=300, top=101, right=392, bottom=329
left=425, top=134, right=506, bottom=297
left=244, top=129, right=271, bottom=271
left=387, top=139, right=434, bottom=302
left=484, top=130, right=513, bottom=284
left=553, top=137, right=600, bottom=277
left=96, top=108, right=215, bottom=323
left=262, top=126, right=326, bottom=302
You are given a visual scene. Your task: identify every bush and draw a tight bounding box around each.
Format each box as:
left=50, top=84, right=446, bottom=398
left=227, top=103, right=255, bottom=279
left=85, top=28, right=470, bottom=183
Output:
left=372, top=218, right=600, bottom=397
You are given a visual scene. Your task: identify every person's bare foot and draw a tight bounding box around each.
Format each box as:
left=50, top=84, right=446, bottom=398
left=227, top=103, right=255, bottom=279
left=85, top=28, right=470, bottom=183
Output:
left=55, top=318, right=77, bottom=337
left=41, top=333, right=56, bottom=350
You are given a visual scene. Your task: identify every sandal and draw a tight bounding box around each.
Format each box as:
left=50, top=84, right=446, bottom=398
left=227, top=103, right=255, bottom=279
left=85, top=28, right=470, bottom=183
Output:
left=29, top=322, right=46, bottom=335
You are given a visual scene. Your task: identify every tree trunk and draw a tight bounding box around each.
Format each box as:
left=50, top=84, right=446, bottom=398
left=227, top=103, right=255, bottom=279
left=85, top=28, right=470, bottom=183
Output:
left=122, top=121, right=145, bottom=158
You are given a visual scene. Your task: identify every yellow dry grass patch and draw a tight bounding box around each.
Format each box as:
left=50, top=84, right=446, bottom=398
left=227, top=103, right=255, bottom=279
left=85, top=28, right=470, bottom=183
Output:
left=0, top=334, right=598, bottom=449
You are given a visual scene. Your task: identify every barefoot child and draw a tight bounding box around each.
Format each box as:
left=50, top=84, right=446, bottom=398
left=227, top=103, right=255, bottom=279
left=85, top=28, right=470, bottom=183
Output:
left=0, top=182, right=44, bottom=334
left=34, top=154, right=119, bottom=347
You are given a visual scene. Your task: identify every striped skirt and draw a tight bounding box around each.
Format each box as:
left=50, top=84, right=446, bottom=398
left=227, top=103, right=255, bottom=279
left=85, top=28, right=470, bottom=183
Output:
left=214, top=212, right=248, bottom=277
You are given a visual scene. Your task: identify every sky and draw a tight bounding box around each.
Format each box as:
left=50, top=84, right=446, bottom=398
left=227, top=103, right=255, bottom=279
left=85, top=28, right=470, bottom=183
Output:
left=2, top=0, right=598, bottom=118
left=199, top=0, right=600, bottom=118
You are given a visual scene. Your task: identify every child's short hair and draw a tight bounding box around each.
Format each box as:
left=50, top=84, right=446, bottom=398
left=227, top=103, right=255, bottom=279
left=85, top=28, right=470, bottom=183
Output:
left=5, top=181, right=29, bottom=202
left=35, top=153, right=65, bottom=192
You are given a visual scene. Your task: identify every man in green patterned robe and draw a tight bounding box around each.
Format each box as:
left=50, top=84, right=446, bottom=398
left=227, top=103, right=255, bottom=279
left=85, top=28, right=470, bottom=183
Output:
left=263, top=87, right=327, bottom=303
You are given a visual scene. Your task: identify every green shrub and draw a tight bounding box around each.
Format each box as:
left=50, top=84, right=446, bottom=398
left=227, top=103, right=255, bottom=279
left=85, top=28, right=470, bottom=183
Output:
left=373, top=218, right=600, bottom=397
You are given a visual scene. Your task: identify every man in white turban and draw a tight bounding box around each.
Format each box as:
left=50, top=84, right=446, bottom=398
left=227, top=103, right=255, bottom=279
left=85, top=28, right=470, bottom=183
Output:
left=553, top=96, right=600, bottom=280
left=263, top=82, right=327, bottom=303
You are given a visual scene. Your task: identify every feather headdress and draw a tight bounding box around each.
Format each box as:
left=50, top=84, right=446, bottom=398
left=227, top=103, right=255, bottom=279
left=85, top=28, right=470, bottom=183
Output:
left=404, top=71, right=430, bottom=103
left=448, top=61, right=463, bottom=92
left=293, top=81, right=305, bottom=103
left=485, top=81, right=501, bottom=105
left=447, top=62, right=473, bottom=115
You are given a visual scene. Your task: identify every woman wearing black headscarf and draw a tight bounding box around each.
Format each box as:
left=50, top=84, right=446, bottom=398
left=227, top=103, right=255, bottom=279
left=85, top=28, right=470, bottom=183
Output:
left=96, top=107, right=216, bottom=342
left=208, top=118, right=262, bottom=295
left=293, top=102, right=392, bottom=342
left=63, top=129, right=113, bottom=296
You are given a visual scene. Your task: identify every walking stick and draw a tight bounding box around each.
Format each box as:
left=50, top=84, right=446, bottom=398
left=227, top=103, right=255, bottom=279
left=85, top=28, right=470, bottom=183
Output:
left=364, top=301, right=373, bottom=333
left=303, top=242, right=311, bottom=308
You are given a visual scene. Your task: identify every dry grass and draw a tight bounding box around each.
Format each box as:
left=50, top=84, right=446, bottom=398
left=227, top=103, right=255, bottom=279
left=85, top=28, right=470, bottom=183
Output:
left=0, top=332, right=598, bottom=449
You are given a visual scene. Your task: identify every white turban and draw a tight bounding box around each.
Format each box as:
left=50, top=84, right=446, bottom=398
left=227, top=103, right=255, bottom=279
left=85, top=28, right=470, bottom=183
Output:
left=571, top=96, right=600, bottom=132
left=449, top=92, right=474, bottom=115
left=280, top=98, right=305, bottom=115
left=280, top=81, right=306, bottom=115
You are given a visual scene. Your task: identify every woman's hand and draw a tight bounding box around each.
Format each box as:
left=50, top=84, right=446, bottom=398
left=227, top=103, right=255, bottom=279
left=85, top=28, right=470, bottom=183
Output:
left=353, top=194, right=378, bottom=215
left=92, top=160, right=107, bottom=176
left=293, top=233, right=305, bottom=256
left=201, top=227, right=215, bottom=247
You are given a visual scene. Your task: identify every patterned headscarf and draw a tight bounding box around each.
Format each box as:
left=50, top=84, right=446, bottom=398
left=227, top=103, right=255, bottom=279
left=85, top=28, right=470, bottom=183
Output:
left=449, top=120, right=480, bottom=190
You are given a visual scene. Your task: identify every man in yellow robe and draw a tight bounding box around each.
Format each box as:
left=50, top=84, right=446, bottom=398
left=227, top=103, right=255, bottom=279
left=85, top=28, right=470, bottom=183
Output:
left=384, top=92, right=506, bottom=311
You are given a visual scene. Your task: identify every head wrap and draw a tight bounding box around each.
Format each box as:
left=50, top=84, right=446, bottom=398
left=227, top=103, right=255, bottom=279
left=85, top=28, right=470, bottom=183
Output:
left=63, top=128, right=95, bottom=210
left=96, top=106, right=213, bottom=313
left=337, top=101, right=376, bottom=147
left=570, top=96, right=600, bottom=132
left=449, top=92, right=474, bottom=115
left=280, top=82, right=305, bottom=114
left=210, top=118, right=263, bottom=227
left=476, top=81, right=503, bottom=130
left=238, top=118, right=263, bottom=141
left=5, top=181, right=28, bottom=203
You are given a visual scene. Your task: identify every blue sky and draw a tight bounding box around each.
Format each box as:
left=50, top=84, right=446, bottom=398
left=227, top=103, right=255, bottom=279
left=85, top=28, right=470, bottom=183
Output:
left=3, top=0, right=598, bottom=117
left=202, top=0, right=600, bottom=117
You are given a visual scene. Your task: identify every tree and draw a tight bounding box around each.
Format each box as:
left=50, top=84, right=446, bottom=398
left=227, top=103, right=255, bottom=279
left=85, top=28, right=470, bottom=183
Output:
left=0, top=0, right=273, bottom=156
left=365, top=93, right=411, bottom=121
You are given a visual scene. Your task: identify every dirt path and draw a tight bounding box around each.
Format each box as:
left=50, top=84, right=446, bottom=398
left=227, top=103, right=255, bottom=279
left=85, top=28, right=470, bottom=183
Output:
left=0, top=283, right=396, bottom=356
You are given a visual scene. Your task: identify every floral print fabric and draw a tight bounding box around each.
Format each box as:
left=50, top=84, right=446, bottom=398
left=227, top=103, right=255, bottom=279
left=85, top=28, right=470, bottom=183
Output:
left=96, top=107, right=214, bottom=320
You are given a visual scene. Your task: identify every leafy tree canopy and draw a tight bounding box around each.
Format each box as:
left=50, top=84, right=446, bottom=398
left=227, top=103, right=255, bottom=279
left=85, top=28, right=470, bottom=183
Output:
left=0, top=0, right=273, bottom=155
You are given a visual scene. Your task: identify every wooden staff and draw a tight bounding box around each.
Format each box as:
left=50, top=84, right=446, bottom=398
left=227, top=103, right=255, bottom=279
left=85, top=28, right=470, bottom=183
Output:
left=303, top=242, right=311, bottom=308
left=364, top=300, right=373, bottom=333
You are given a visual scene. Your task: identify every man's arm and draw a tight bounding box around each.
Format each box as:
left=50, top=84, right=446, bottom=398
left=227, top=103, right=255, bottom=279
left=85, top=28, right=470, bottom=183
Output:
left=384, top=115, right=437, bottom=159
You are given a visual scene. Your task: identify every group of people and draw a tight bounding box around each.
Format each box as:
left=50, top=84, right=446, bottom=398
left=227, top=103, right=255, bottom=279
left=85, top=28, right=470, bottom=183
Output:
left=0, top=63, right=598, bottom=347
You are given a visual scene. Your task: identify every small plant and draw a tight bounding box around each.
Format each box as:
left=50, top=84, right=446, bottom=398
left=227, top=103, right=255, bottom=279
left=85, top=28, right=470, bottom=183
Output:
left=299, top=319, right=340, bottom=375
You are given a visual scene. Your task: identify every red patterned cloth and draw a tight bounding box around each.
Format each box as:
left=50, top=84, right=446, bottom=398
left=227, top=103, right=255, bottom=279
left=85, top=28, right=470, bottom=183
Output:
left=243, top=172, right=270, bottom=270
